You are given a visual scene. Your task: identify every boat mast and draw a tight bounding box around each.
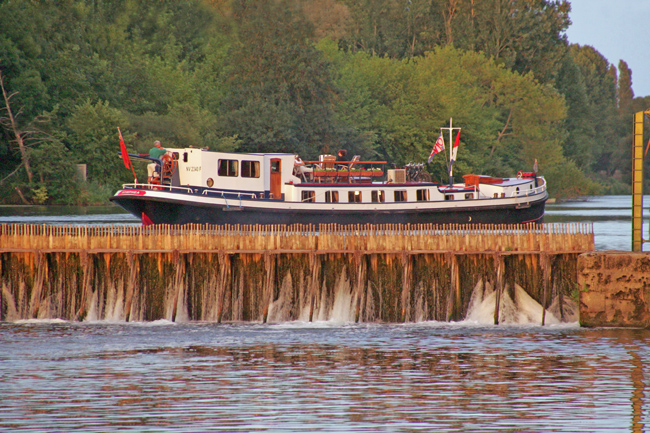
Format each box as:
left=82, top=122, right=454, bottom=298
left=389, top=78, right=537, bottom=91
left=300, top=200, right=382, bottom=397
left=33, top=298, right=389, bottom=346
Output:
left=440, top=118, right=461, bottom=186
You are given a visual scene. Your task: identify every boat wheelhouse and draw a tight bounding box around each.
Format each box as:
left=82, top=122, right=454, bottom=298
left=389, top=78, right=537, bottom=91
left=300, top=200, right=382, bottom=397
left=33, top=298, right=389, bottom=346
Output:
left=110, top=147, right=548, bottom=226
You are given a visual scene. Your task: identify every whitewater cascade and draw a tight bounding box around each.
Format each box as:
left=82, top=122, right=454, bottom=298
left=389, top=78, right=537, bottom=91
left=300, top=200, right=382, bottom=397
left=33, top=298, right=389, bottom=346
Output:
left=1, top=250, right=579, bottom=324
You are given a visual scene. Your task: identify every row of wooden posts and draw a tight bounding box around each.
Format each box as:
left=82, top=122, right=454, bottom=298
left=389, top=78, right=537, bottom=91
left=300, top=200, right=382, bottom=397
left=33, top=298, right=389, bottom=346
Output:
left=0, top=223, right=594, bottom=252
left=0, top=223, right=595, bottom=253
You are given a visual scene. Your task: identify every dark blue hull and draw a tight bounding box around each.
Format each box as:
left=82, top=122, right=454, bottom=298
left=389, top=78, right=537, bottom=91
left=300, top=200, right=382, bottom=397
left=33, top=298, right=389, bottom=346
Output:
left=110, top=195, right=546, bottom=225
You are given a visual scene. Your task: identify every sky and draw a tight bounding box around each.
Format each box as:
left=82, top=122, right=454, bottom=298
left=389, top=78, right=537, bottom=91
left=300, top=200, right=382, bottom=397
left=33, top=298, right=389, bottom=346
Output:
left=565, top=0, right=650, bottom=97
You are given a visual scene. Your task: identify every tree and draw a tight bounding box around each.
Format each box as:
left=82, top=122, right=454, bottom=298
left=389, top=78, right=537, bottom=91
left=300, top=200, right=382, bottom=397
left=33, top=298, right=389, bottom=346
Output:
left=28, top=140, right=80, bottom=205
left=0, top=70, right=34, bottom=185
left=320, top=43, right=596, bottom=196
left=65, top=99, right=131, bottom=189
left=554, top=53, right=595, bottom=169
left=219, top=0, right=343, bottom=157
left=336, top=0, right=571, bottom=85
left=618, top=60, right=634, bottom=115
left=570, top=45, right=620, bottom=177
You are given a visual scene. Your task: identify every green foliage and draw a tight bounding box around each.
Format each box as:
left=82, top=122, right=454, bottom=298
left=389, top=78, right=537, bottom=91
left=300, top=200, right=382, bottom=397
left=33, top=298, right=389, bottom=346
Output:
left=28, top=140, right=81, bottom=204
left=554, top=52, right=595, bottom=170
left=218, top=0, right=343, bottom=158
left=32, top=186, right=49, bottom=205
left=65, top=99, right=132, bottom=190
left=322, top=42, right=584, bottom=187
left=543, top=159, right=600, bottom=199
left=337, top=0, right=571, bottom=84
left=0, top=0, right=644, bottom=203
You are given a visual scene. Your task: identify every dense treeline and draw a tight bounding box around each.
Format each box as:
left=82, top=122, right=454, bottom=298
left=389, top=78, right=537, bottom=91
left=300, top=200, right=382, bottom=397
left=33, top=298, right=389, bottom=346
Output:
left=0, top=0, right=648, bottom=204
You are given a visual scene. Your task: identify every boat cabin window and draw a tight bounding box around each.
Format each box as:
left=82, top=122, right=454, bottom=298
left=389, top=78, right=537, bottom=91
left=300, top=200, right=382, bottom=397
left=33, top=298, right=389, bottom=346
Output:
left=394, top=190, right=407, bottom=202
left=348, top=191, right=362, bottom=203
left=183, top=152, right=188, bottom=163
left=445, top=194, right=454, bottom=201
left=325, top=191, right=339, bottom=203
left=218, top=159, right=238, bottom=177
left=301, top=191, right=316, bottom=202
left=206, top=178, right=214, bottom=187
left=465, top=193, right=473, bottom=200
left=416, top=189, right=429, bottom=201
left=371, top=190, right=385, bottom=203
left=271, top=160, right=281, bottom=172
left=494, top=193, right=498, bottom=198
left=241, top=160, right=260, bottom=178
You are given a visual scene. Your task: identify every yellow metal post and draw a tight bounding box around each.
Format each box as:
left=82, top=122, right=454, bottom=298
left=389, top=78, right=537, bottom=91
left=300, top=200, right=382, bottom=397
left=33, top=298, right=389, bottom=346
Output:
left=632, top=111, right=649, bottom=251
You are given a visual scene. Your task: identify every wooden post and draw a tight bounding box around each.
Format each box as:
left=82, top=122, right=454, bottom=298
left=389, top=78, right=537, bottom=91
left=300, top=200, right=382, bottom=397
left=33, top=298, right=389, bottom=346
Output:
left=30, top=250, right=45, bottom=318
left=216, top=252, right=229, bottom=324
left=400, top=251, right=410, bottom=322
left=494, top=254, right=503, bottom=325
left=171, top=250, right=184, bottom=322
left=262, top=252, right=275, bottom=323
left=355, top=251, right=364, bottom=323
left=541, top=253, right=550, bottom=326
left=123, top=250, right=136, bottom=322
left=308, top=251, right=319, bottom=322
left=447, top=253, right=461, bottom=321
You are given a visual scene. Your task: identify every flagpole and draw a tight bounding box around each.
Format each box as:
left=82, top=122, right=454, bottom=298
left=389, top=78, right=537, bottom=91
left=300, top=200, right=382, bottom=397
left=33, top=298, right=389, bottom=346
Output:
left=447, top=117, right=454, bottom=182
left=439, top=118, right=460, bottom=186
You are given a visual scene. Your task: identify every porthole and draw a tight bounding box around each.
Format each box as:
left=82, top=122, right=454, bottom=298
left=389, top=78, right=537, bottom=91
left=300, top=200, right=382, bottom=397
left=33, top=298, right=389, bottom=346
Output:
left=207, top=178, right=214, bottom=187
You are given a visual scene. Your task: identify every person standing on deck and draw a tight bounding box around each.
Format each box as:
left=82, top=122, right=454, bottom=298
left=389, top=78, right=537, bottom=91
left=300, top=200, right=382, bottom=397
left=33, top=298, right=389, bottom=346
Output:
left=147, top=140, right=166, bottom=179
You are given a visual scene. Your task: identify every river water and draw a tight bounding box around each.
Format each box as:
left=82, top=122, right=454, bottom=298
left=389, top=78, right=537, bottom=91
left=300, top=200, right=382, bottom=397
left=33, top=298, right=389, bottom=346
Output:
left=1, top=196, right=649, bottom=432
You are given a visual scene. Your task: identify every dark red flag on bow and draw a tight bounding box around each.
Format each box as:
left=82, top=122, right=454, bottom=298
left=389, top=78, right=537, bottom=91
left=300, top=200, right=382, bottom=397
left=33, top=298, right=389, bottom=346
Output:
left=118, top=127, right=138, bottom=182
left=118, top=127, right=131, bottom=169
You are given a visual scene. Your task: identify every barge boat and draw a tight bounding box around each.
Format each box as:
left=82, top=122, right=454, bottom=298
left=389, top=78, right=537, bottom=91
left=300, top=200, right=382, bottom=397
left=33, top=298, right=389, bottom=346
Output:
left=110, top=147, right=548, bottom=226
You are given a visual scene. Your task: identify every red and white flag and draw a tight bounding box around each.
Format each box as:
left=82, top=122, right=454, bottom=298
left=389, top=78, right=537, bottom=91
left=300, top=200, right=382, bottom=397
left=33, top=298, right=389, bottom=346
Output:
left=451, top=129, right=460, bottom=163
left=449, top=129, right=461, bottom=177
left=428, top=133, right=445, bottom=163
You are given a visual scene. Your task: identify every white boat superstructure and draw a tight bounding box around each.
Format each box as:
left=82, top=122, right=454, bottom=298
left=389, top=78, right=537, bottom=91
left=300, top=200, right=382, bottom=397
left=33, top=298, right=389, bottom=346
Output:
left=111, top=148, right=547, bottom=226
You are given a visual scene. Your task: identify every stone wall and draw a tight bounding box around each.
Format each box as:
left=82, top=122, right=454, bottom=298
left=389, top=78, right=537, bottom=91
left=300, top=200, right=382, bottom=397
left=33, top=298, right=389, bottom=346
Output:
left=578, top=252, right=650, bottom=328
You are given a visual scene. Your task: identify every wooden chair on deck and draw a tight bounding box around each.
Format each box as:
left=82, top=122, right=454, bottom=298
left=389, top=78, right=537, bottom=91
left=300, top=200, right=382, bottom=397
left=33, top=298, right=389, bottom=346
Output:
left=344, top=155, right=363, bottom=183
left=320, top=155, right=336, bottom=169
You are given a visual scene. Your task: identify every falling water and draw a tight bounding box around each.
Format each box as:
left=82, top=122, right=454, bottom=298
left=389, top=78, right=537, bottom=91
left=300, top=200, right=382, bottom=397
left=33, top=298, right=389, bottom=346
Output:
left=1, top=250, right=580, bottom=325
left=464, top=280, right=571, bottom=325
left=0, top=223, right=591, bottom=324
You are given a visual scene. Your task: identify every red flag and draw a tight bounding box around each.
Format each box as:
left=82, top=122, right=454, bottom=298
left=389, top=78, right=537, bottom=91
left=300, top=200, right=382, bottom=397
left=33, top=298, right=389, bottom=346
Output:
left=142, top=212, right=154, bottom=226
left=428, top=133, right=445, bottom=163
left=118, top=127, right=131, bottom=169
left=451, top=129, right=460, bottom=163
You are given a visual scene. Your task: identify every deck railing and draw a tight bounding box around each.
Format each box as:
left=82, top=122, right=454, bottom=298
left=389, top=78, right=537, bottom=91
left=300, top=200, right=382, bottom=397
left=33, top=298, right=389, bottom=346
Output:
left=0, top=223, right=594, bottom=253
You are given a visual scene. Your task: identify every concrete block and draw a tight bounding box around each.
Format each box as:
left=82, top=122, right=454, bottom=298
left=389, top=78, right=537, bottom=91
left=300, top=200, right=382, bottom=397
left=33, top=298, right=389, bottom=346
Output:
left=578, top=252, right=650, bottom=327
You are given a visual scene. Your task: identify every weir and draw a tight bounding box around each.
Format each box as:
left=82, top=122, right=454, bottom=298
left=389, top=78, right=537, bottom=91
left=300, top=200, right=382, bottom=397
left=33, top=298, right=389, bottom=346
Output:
left=0, top=223, right=594, bottom=324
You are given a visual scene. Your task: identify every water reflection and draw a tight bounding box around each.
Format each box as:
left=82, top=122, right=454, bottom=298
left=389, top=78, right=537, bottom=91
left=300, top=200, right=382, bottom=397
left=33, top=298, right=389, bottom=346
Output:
left=0, top=205, right=139, bottom=225
left=1, top=322, right=648, bottom=432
